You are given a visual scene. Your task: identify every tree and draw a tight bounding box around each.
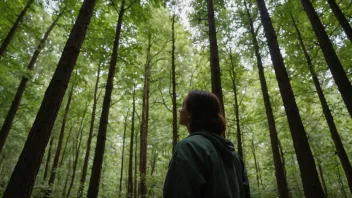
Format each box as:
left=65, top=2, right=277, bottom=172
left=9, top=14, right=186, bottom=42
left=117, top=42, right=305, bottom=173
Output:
left=0, top=0, right=34, bottom=58
left=327, top=0, right=352, bottom=43
left=119, top=112, right=129, bottom=193
left=171, top=5, right=178, bottom=152
left=256, top=0, right=325, bottom=197
left=207, top=0, right=225, bottom=115
left=244, top=1, right=289, bottom=196
left=290, top=13, right=352, bottom=194
left=0, top=10, right=64, bottom=153
left=127, top=87, right=136, bottom=198
left=77, top=61, right=102, bottom=198
left=299, top=0, right=352, bottom=118
left=2, top=0, right=97, bottom=196
left=87, top=0, right=127, bottom=196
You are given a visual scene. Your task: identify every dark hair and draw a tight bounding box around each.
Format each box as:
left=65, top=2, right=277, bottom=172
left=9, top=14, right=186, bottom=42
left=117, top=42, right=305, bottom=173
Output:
left=185, top=90, right=226, bottom=135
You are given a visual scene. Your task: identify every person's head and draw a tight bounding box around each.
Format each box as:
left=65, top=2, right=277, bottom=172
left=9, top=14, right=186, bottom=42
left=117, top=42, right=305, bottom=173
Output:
left=179, top=90, right=226, bottom=136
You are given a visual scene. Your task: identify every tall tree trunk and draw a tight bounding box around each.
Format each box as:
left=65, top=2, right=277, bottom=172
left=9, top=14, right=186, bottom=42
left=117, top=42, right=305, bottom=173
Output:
left=317, top=159, right=328, bottom=196
left=127, top=87, right=136, bottom=198
left=87, top=1, right=125, bottom=197
left=0, top=11, right=63, bottom=153
left=335, top=159, right=347, bottom=198
left=43, top=136, right=54, bottom=181
left=251, top=140, right=261, bottom=190
left=3, top=0, right=97, bottom=196
left=327, top=0, right=352, bottom=43
left=78, top=65, right=101, bottom=196
left=171, top=11, right=178, bottom=152
left=119, top=113, right=129, bottom=193
left=62, top=152, right=72, bottom=198
left=291, top=13, right=352, bottom=194
left=257, top=0, right=325, bottom=197
left=300, top=0, right=352, bottom=118
left=244, top=0, right=289, bottom=196
left=66, top=103, right=87, bottom=197
left=0, top=0, right=34, bottom=57
left=206, top=0, right=225, bottom=116
left=139, top=34, right=152, bottom=198
left=134, top=131, right=138, bottom=198
left=77, top=61, right=102, bottom=198
left=228, top=50, right=243, bottom=158
left=47, top=84, right=74, bottom=194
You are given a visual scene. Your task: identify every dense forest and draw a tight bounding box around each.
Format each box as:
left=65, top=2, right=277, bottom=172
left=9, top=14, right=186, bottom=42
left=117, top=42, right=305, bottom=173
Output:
left=0, top=0, right=351, bottom=197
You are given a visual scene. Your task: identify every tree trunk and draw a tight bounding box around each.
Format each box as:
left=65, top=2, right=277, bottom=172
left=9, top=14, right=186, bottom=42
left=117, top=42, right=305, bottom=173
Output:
left=0, top=0, right=34, bottom=57
left=77, top=61, right=102, bottom=198
left=87, top=1, right=125, bottom=197
left=291, top=13, right=352, bottom=194
left=257, top=0, right=325, bottom=197
left=0, top=11, right=63, bottom=153
left=43, top=136, right=54, bottom=181
left=134, top=130, right=138, bottom=198
left=47, top=84, right=74, bottom=194
left=327, top=0, right=352, bottom=43
left=62, top=152, right=72, bottom=198
left=127, top=87, right=136, bottom=198
left=66, top=103, right=87, bottom=197
left=2, top=0, right=97, bottom=196
left=139, top=34, right=152, bottom=198
left=119, top=113, right=128, bottom=193
left=300, top=0, right=352, bottom=118
left=251, top=140, right=261, bottom=190
left=244, top=0, right=289, bottom=196
left=228, top=50, right=243, bottom=158
left=206, top=0, right=225, bottom=116
left=317, top=159, right=328, bottom=196
left=171, top=11, right=178, bottom=152
left=335, top=159, right=347, bottom=198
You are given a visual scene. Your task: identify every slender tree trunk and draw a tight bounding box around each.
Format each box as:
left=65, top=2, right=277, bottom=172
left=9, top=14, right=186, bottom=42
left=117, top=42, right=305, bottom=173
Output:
left=257, top=0, right=325, bottom=197
left=0, top=11, right=63, bottom=153
left=335, top=159, right=347, bottom=198
left=206, top=0, right=225, bottom=116
left=291, top=13, right=352, bottom=194
left=66, top=103, right=87, bottom=197
left=43, top=136, right=54, bottom=181
left=127, top=87, right=136, bottom=198
left=59, top=119, right=77, bottom=170
left=134, top=131, right=138, bottom=198
left=62, top=152, right=72, bottom=198
left=317, top=159, right=328, bottom=196
left=327, top=0, right=352, bottom=43
left=171, top=11, right=178, bottom=152
left=244, top=1, right=289, bottom=196
left=300, top=0, right=352, bottom=118
left=228, top=50, right=243, bottom=158
left=77, top=61, right=102, bottom=198
left=0, top=0, right=34, bottom=57
left=119, top=113, right=128, bottom=193
left=87, top=1, right=125, bottom=197
left=3, top=0, right=97, bottom=196
left=47, top=84, right=74, bottom=194
left=251, top=140, right=260, bottom=190
left=139, top=34, right=152, bottom=198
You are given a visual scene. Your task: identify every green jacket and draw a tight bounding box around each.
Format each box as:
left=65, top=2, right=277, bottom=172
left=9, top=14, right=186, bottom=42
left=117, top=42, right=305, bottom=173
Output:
left=163, top=131, right=251, bottom=198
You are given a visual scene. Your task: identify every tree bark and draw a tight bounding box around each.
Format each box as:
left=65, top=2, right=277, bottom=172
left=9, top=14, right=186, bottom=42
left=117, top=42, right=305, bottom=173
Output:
left=127, top=87, right=136, bottom=198
left=327, top=0, right=352, bottom=43
left=300, top=0, right=352, bottom=118
left=47, top=84, right=74, bottom=194
left=43, top=136, right=54, bottom=181
left=207, top=0, right=225, bottom=116
left=251, top=140, right=261, bottom=190
left=228, top=50, right=243, bottom=159
left=0, top=0, right=34, bottom=57
left=2, top=0, right=96, bottom=196
left=119, top=113, right=129, bottom=193
left=66, top=103, right=87, bottom=197
left=77, top=61, right=102, bottom=198
left=171, top=11, right=178, bottom=152
left=134, top=130, right=138, bottom=198
left=139, top=34, right=152, bottom=198
left=244, top=0, right=289, bottom=196
left=0, top=11, right=63, bottom=153
left=87, top=0, right=125, bottom=197
left=291, top=13, right=352, bottom=194
left=257, top=0, right=325, bottom=197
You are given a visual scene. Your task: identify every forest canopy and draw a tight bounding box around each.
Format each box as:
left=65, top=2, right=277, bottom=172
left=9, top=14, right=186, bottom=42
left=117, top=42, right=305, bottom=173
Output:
left=0, top=0, right=351, bottom=197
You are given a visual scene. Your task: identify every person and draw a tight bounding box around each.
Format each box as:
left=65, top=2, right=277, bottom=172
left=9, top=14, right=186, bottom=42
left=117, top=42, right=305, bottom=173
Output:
left=163, top=90, right=251, bottom=198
